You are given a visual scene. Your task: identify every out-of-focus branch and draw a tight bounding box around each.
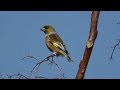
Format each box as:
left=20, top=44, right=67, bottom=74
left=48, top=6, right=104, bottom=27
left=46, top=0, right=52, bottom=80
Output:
left=7, top=73, right=29, bottom=79
left=109, top=39, right=120, bottom=60
left=0, top=74, right=4, bottom=79
left=75, top=11, right=100, bottom=79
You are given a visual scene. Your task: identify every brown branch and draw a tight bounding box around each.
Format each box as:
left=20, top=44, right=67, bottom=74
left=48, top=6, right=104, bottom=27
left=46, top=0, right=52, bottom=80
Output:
left=22, top=54, right=62, bottom=79
left=75, top=11, right=100, bottom=79
left=109, top=39, right=120, bottom=60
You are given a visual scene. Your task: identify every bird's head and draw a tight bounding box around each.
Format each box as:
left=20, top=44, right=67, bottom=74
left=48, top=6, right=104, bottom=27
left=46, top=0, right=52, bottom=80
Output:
left=41, top=25, right=56, bottom=34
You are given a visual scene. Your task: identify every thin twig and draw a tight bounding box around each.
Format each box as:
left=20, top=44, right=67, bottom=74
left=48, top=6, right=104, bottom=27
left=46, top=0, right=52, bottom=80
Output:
left=35, top=76, right=49, bottom=79
left=109, top=39, right=120, bottom=60
left=22, top=56, right=39, bottom=62
left=7, top=73, right=29, bottom=79
left=22, top=54, right=62, bottom=79
left=55, top=73, right=66, bottom=79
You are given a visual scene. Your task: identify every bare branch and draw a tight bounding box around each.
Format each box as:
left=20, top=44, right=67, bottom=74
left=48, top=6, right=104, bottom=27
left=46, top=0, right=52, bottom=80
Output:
left=76, top=11, right=100, bottom=79
left=109, top=39, right=120, bottom=60
left=22, top=54, right=62, bottom=79
left=7, top=73, right=29, bottom=79
left=22, top=56, right=39, bottom=62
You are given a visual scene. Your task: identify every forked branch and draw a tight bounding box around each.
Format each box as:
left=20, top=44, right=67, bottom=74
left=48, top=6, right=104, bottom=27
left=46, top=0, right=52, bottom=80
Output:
left=22, top=54, right=61, bottom=79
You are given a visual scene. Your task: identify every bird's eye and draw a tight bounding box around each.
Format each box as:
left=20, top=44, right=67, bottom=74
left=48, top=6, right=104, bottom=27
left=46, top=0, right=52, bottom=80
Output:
left=44, top=26, right=49, bottom=29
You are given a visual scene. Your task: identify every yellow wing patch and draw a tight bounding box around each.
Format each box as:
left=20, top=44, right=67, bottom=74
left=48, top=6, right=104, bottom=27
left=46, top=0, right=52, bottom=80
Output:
left=53, top=42, right=59, bottom=48
left=53, top=42, right=65, bottom=51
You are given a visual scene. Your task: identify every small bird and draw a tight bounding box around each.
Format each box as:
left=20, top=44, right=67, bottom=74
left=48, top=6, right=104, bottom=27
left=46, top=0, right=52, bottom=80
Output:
left=41, top=25, right=73, bottom=62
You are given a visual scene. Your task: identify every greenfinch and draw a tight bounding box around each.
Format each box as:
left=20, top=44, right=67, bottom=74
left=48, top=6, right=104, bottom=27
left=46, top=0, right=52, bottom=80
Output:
left=41, top=25, right=73, bottom=62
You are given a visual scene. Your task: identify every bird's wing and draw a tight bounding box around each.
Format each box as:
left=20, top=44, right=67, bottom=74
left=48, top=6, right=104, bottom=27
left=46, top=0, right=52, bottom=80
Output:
left=48, top=33, right=63, bottom=43
left=53, top=42, right=66, bottom=51
left=48, top=33, right=69, bottom=55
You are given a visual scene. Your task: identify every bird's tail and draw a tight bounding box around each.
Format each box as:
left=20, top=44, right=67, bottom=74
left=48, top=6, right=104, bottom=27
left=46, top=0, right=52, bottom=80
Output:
left=59, top=50, right=73, bottom=62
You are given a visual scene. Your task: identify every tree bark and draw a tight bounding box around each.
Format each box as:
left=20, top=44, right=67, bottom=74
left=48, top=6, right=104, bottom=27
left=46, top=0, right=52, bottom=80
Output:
left=75, top=11, right=100, bottom=79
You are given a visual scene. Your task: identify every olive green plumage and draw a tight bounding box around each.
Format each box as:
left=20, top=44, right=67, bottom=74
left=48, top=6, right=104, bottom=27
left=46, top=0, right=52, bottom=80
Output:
left=41, top=25, right=73, bottom=62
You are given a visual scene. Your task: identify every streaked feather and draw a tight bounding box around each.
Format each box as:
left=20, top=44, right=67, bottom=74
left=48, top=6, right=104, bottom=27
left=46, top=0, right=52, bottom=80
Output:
left=48, top=33, right=69, bottom=55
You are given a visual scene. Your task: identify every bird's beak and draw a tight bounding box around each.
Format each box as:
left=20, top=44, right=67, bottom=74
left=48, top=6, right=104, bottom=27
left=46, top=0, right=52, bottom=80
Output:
left=41, top=27, right=45, bottom=32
